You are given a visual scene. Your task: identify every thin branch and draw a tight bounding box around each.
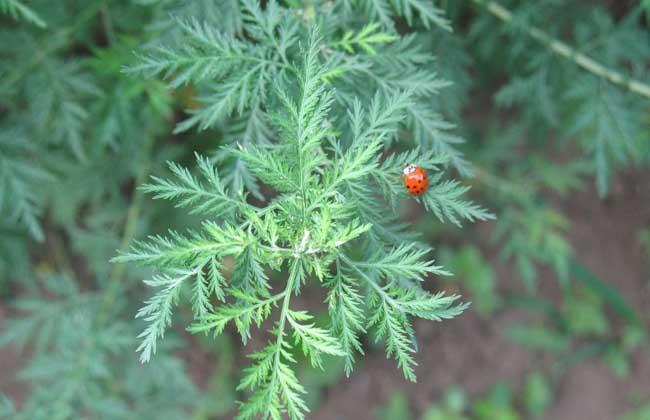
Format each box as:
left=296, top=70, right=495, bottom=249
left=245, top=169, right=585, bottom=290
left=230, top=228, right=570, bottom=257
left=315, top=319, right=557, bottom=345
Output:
left=472, top=0, right=650, bottom=100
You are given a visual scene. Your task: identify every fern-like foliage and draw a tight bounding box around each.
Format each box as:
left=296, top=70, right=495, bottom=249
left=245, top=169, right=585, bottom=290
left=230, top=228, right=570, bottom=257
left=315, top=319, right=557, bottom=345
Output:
left=470, top=0, right=650, bottom=194
left=114, top=25, right=487, bottom=418
left=0, top=274, right=197, bottom=420
left=2, top=1, right=648, bottom=418
left=128, top=4, right=294, bottom=135
left=0, top=0, right=45, bottom=27
left=340, top=0, right=451, bottom=31
left=0, top=125, right=52, bottom=240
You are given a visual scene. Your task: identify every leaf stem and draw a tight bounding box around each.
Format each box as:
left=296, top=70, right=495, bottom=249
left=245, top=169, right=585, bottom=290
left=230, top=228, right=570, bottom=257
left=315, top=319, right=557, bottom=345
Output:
left=472, top=0, right=650, bottom=99
left=100, top=137, right=154, bottom=320
left=339, top=254, right=397, bottom=307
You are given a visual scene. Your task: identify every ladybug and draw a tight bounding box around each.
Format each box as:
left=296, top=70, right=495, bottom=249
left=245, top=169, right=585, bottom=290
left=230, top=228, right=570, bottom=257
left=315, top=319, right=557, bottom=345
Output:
left=403, top=164, right=429, bottom=196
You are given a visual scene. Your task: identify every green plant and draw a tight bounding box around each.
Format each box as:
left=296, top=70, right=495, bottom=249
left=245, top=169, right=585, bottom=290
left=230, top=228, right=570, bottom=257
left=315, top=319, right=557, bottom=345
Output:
left=472, top=384, right=520, bottom=420
left=522, top=371, right=552, bottom=418
left=421, top=387, right=469, bottom=420
left=2, top=1, right=649, bottom=419
left=506, top=262, right=646, bottom=378
left=377, top=392, right=413, bottom=420
left=0, top=0, right=46, bottom=28
left=379, top=381, right=552, bottom=420
left=468, top=0, right=650, bottom=196
left=440, top=245, right=500, bottom=315
left=114, top=16, right=491, bottom=415
left=623, top=401, right=650, bottom=420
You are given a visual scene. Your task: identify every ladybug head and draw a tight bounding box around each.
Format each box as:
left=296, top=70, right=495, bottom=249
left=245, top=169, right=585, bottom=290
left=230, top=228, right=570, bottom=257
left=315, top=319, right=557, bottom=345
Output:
left=403, top=164, right=416, bottom=175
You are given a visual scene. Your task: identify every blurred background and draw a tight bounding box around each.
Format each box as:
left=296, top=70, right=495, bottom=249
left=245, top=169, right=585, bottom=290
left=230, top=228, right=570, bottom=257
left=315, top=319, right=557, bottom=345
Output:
left=1, top=1, right=649, bottom=419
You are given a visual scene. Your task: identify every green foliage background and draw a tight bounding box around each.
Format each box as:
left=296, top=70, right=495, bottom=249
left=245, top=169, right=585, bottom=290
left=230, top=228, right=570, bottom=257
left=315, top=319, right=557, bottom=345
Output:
left=0, top=0, right=649, bottom=419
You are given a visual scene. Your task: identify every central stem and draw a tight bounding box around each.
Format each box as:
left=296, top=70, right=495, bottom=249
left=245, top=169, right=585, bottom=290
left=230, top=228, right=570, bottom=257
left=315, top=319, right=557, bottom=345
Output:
left=264, top=257, right=301, bottom=406
left=275, top=257, right=300, bottom=345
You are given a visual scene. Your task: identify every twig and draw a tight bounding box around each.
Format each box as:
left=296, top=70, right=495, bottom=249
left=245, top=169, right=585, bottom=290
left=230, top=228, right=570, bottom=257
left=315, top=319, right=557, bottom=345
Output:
left=472, top=0, right=650, bottom=100
left=99, top=134, right=155, bottom=322
left=51, top=135, right=155, bottom=416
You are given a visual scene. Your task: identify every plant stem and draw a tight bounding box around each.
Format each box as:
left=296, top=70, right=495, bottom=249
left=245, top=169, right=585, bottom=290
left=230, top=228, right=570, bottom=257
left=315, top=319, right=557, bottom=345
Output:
left=51, top=136, right=154, bottom=416
left=101, top=5, right=115, bottom=46
left=339, top=254, right=397, bottom=307
left=265, top=258, right=300, bottom=408
left=99, top=135, right=154, bottom=322
left=472, top=0, right=650, bottom=100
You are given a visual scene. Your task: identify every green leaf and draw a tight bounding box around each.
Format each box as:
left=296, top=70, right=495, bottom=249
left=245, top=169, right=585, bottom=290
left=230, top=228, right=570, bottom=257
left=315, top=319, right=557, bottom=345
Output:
left=440, top=246, right=500, bottom=315
left=289, top=310, right=346, bottom=368
left=189, top=289, right=281, bottom=342
left=377, top=392, right=413, bottom=420
left=142, top=153, right=246, bottom=217
left=422, top=176, right=494, bottom=226
left=472, top=384, right=520, bottom=420
left=506, top=325, right=570, bottom=353
left=570, top=260, right=641, bottom=326
left=333, top=22, right=398, bottom=55
left=345, top=253, right=467, bottom=380
left=0, top=0, right=46, bottom=27
left=113, top=223, right=249, bottom=268
left=354, top=242, right=450, bottom=280
left=135, top=270, right=191, bottom=363
left=523, top=372, right=552, bottom=418
left=325, top=267, right=366, bottom=375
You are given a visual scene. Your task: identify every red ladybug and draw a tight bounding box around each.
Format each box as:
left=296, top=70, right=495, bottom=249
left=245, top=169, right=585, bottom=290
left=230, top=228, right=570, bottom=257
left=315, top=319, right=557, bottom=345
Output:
left=403, top=164, right=429, bottom=196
